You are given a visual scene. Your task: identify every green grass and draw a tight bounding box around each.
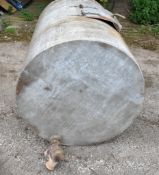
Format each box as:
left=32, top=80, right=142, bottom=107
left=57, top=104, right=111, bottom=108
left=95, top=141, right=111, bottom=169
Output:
left=1, top=19, right=11, bottom=29
left=139, top=25, right=159, bottom=36
left=35, top=2, right=48, bottom=12
left=97, top=0, right=108, bottom=7
left=151, top=25, right=159, bottom=36
left=96, top=0, right=114, bottom=10
left=4, top=27, right=16, bottom=34
left=130, top=0, right=159, bottom=25
left=20, top=10, right=35, bottom=21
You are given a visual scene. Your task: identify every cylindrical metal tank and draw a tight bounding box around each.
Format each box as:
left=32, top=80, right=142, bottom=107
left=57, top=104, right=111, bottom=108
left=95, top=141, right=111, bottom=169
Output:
left=16, top=0, right=144, bottom=145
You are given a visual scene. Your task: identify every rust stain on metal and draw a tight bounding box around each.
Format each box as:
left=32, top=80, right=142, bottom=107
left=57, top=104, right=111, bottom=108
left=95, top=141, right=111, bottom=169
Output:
left=16, top=72, right=34, bottom=95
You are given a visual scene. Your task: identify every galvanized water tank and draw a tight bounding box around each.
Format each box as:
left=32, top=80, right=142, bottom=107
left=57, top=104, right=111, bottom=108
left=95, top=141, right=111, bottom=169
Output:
left=16, top=0, right=144, bottom=145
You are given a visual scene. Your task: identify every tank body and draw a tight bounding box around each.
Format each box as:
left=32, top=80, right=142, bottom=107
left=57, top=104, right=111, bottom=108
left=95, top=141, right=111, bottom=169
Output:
left=16, top=0, right=144, bottom=145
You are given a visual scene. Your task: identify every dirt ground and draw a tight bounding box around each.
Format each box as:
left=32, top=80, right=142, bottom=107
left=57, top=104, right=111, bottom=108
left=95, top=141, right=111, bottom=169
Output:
left=0, top=41, right=159, bottom=175
left=0, top=0, right=159, bottom=174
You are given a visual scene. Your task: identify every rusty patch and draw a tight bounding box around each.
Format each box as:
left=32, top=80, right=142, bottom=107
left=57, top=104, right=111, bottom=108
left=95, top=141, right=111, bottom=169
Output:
left=16, top=72, right=34, bottom=95
left=79, top=4, right=84, bottom=9
left=98, top=42, right=107, bottom=48
left=44, top=86, right=52, bottom=91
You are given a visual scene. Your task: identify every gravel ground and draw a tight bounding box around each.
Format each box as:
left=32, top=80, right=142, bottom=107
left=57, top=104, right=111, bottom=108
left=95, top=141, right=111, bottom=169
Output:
left=0, top=42, right=159, bottom=175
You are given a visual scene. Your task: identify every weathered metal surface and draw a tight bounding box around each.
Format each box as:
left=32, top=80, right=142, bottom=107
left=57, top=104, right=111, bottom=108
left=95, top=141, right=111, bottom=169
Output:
left=16, top=0, right=144, bottom=145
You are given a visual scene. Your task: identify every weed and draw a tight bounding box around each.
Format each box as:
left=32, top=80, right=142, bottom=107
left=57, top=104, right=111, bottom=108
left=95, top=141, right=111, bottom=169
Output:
left=8, top=6, right=15, bottom=15
left=4, top=27, right=16, bottom=34
left=35, top=2, right=48, bottom=12
left=97, top=0, right=115, bottom=10
left=1, top=19, right=11, bottom=29
left=130, top=0, right=159, bottom=25
left=20, top=10, right=34, bottom=21
left=151, top=24, right=159, bottom=36
left=97, top=0, right=108, bottom=7
left=139, top=25, right=159, bottom=36
left=33, top=2, right=48, bottom=18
